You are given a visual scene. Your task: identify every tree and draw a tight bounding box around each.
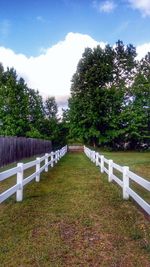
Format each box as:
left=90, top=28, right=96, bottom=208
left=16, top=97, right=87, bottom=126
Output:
left=38, top=97, right=59, bottom=146
left=45, top=96, right=58, bottom=119
left=124, top=53, right=150, bottom=149
left=68, top=45, right=115, bottom=146
left=68, top=41, right=140, bottom=149
left=0, top=68, right=29, bottom=136
left=0, top=63, right=68, bottom=146
left=25, top=88, right=45, bottom=138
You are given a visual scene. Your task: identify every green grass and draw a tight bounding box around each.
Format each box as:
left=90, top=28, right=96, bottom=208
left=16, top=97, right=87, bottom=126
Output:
left=98, top=150, right=150, bottom=179
left=94, top=149, right=150, bottom=204
left=0, top=152, right=150, bottom=266
left=0, top=154, right=46, bottom=195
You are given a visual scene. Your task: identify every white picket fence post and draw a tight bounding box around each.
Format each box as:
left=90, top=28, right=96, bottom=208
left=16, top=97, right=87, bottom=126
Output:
left=123, top=166, right=129, bottom=200
left=93, top=151, right=96, bottom=163
left=90, top=151, right=92, bottom=161
left=108, top=160, right=113, bottom=182
left=96, top=152, right=99, bottom=166
left=51, top=152, right=54, bottom=167
left=100, top=155, right=104, bottom=173
left=45, top=153, right=49, bottom=172
left=36, top=157, right=40, bottom=182
left=55, top=152, right=57, bottom=163
left=16, top=163, right=24, bottom=202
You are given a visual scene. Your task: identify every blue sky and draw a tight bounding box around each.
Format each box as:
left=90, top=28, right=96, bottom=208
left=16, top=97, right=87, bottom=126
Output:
left=0, top=0, right=150, bottom=104
left=0, top=0, right=150, bottom=55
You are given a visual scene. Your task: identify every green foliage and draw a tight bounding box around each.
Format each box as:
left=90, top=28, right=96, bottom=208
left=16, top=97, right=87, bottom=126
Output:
left=45, top=96, right=58, bottom=119
left=0, top=65, right=68, bottom=147
left=68, top=40, right=149, bottom=150
left=0, top=68, right=29, bottom=136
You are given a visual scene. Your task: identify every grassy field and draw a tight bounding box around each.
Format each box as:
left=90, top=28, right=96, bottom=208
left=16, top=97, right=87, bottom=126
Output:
left=98, top=150, right=150, bottom=179
left=0, top=152, right=150, bottom=266
left=92, top=149, right=150, bottom=204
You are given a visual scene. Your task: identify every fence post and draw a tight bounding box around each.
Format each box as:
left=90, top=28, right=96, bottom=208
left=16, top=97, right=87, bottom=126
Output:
left=51, top=152, right=54, bottom=167
left=123, top=166, right=129, bottom=200
left=16, top=163, right=24, bottom=202
left=45, top=153, right=49, bottom=172
left=90, top=151, right=92, bottom=161
left=36, top=157, right=40, bottom=182
left=55, top=151, right=57, bottom=163
left=100, top=155, right=104, bottom=173
left=93, top=151, right=96, bottom=163
left=96, top=153, right=99, bottom=166
left=108, top=160, right=113, bottom=182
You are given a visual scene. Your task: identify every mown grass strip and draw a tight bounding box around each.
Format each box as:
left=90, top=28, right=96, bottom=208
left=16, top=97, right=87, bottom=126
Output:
left=95, top=150, right=150, bottom=206
left=0, top=152, right=150, bottom=266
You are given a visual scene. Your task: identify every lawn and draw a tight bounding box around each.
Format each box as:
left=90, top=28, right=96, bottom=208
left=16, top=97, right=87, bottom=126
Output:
left=92, top=149, right=150, bottom=205
left=0, top=152, right=150, bottom=266
left=98, top=150, right=150, bottom=180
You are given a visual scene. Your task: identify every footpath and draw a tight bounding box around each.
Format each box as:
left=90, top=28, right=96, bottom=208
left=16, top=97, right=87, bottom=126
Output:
left=0, top=152, right=150, bottom=267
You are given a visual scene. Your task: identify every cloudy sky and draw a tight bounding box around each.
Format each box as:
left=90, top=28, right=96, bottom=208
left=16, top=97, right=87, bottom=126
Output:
left=0, top=0, right=150, bottom=107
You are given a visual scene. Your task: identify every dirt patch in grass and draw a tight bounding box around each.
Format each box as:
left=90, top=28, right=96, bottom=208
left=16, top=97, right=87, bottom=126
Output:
left=59, top=218, right=150, bottom=267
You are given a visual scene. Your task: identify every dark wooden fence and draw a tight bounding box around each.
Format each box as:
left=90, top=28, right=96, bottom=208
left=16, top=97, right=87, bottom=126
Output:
left=0, top=137, right=52, bottom=167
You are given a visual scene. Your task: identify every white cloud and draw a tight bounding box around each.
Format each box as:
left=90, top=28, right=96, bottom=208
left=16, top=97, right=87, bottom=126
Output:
left=0, top=32, right=105, bottom=105
left=136, top=42, right=150, bottom=59
left=93, top=0, right=116, bottom=13
left=0, top=32, right=149, bottom=108
left=128, top=0, right=150, bottom=16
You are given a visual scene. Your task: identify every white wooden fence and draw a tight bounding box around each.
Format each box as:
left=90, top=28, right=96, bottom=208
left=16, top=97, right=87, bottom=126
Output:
left=84, top=146, right=150, bottom=215
left=0, top=145, right=68, bottom=203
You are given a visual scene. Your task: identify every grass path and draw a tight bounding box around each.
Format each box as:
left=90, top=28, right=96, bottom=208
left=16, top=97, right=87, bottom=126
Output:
left=0, top=153, right=150, bottom=266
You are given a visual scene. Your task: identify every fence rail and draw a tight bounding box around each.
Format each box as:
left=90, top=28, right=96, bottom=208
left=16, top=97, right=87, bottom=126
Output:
left=0, top=145, right=67, bottom=203
left=84, top=146, right=150, bottom=215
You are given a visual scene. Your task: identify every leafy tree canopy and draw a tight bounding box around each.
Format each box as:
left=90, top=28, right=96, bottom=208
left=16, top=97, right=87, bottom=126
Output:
left=68, top=40, right=149, bottom=150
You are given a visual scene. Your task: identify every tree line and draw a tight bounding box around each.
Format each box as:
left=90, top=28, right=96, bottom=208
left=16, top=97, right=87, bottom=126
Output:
left=0, top=64, right=67, bottom=148
left=68, top=40, right=150, bottom=150
left=0, top=40, right=149, bottom=150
